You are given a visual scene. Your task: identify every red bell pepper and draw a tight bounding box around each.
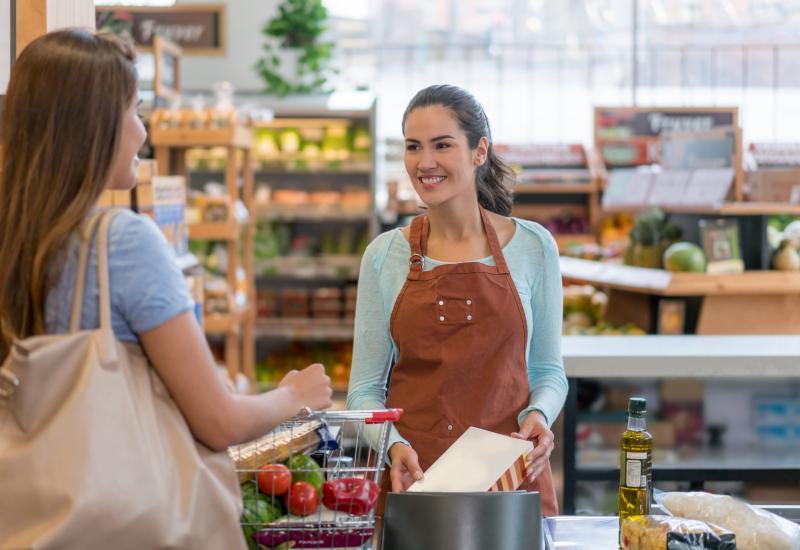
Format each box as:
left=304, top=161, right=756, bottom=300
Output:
left=321, top=477, right=380, bottom=516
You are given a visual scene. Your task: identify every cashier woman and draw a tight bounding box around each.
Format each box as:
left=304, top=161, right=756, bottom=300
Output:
left=347, top=84, right=567, bottom=515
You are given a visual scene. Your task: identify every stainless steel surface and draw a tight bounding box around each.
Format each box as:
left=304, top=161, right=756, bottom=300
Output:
left=544, top=516, right=619, bottom=550
left=382, top=491, right=542, bottom=550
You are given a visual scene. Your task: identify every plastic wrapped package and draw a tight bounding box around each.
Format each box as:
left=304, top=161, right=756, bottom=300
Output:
left=621, top=515, right=736, bottom=550
left=659, top=492, right=800, bottom=550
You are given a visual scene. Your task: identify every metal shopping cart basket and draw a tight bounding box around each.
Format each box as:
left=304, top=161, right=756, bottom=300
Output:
left=229, top=408, right=402, bottom=550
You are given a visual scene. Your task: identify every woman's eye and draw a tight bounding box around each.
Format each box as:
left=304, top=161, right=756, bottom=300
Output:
left=436, top=142, right=451, bottom=149
left=406, top=144, right=419, bottom=151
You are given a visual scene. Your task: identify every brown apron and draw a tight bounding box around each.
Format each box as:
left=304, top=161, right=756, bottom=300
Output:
left=381, top=207, right=558, bottom=516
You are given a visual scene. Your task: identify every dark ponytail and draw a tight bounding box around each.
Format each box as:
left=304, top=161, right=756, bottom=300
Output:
left=402, top=84, right=515, bottom=216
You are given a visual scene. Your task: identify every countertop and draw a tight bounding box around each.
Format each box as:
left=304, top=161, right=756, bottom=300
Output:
left=544, top=516, right=620, bottom=549
left=561, top=335, right=800, bottom=378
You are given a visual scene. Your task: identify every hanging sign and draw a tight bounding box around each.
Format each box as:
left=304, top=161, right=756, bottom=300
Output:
left=95, top=4, right=225, bottom=55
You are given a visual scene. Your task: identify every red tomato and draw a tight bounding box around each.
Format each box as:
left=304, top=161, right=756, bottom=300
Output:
left=284, top=481, right=319, bottom=517
left=257, top=463, right=291, bottom=496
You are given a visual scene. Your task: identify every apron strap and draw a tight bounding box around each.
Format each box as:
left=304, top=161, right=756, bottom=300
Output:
left=407, top=214, right=427, bottom=280
left=479, top=207, right=510, bottom=274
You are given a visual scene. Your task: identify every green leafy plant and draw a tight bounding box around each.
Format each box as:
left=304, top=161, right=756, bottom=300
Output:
left=254, top=0, right=335, bottom=96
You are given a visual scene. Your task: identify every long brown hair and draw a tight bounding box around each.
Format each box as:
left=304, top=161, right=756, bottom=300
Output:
left=0, top=29, right=137, bottom=361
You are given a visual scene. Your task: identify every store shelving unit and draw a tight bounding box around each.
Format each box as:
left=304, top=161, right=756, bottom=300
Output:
left=499, top=144, right=606, bottom=253
left=246, top=94, right=377, bottom=387
left=150, top=117, right=256, bottom=382
left=560, top=335, right=800, bottom=515
left=560, top=256, right=800, bottom=334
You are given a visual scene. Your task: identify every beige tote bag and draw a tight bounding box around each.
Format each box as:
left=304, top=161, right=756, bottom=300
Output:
left=0, top=210, right=245, bottom=550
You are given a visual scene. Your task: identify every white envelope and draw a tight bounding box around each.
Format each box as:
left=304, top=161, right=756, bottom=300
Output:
left=408, top=427, right=533, bottom=493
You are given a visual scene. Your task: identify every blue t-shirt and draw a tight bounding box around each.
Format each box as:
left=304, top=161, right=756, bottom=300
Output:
left=45, top=209, right=194, bottom=342
left=346, top=218, right=568, bottom=452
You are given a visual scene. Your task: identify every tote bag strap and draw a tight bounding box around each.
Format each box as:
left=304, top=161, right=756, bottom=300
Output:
left=68, top=209, right=118, bottom=334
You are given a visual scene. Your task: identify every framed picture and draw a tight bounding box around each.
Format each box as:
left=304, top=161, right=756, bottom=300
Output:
left=699, top=218, right=744, bottom=274
left=153, top=35, right=181, bottom=102
left=658, top=299, right=686, bottom=335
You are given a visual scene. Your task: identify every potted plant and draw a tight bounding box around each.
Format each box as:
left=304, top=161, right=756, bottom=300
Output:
left=254, top=0, right=335, bottom=96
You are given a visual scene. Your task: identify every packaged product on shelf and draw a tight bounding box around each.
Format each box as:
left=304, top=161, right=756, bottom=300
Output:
left=194, top=194, right=231, bottom=222
left=309, top=191, right=342, bottom=209
left=621, top=515, right=736, bottom=550
left=344, top=285, right=358, bottom=320
left=272, top=189, right=310, bottom=208
left=280, top=288, right=310, bottom=318
left=136, top=175, right=188, bottom=256
left=311, top=287, right=342, bottom=319
left=257, top=289, right=279, bottom=318
left=204, top=277, right=232, bottom=315
left=341, top=187, right=371, bottom=211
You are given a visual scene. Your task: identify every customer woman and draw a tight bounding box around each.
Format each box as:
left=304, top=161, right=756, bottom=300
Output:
left=0, top=29, right=332, bottom=545
left=347, top=84, right=567, bottom=515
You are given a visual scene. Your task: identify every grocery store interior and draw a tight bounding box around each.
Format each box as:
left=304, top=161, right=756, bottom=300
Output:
left=5, top=0, right=800, bottom=546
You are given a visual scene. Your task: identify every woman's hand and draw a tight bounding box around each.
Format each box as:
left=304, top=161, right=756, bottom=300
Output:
left=510, top=411, right=555, bottom=483
left=278, top=363, right=333, bottom=414
left=388, top=443, right=424, bottom=492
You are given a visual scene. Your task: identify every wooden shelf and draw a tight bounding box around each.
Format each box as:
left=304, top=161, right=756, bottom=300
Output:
left=560, top=256, right=800, bottom=296
left=204, top=304, right=252, bottom=334
left=255, top=207, right=373, bottom=222
left=150, top=125, right=254, bottom=149
left=603, top=201, right=800, bottom=216
left=255, top=318, right=354, bottom=341
left=188, top=219, right=244, bottom=241
left=515, top=183, right=596, bottom=194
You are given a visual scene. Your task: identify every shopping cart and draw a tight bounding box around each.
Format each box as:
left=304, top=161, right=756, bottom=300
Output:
left=230, top=408, right=402, bottom=550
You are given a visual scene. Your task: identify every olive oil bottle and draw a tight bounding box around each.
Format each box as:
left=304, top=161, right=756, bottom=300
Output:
left=619, top=397, right=652, bottom=526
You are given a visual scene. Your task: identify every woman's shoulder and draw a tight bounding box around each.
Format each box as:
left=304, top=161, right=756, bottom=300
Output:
left=510, top=217, right=559, bottom=257
left=363, top=227, right=409, bottom=273
left=106, top=208, right=170, bottom=255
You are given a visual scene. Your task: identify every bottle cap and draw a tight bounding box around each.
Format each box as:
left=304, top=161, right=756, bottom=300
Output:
left=628, top=397, right=646, bottom=415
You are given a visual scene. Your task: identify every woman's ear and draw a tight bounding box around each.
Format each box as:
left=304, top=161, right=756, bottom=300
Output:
left=473, top=136, right=489, bottom=166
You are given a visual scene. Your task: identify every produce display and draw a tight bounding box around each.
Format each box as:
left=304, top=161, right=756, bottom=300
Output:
left=768, top=217, right=800, bottom=271
left=563, top=285, right=646, bottom=336
left=254, top=220, right=368, bottom=280
left=623, top=208, right=682, bottom=269
left=662, top=242, right=707, bottom=273
left=254, top=122, right=371, bottom=172
left=255, top=343, right=352, bottom=388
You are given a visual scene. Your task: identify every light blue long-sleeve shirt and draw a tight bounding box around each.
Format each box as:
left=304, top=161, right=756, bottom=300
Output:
left=346, top=217, right=568, bottom=453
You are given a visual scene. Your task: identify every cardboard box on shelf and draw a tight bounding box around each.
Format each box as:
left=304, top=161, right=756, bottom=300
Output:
left=136, top=175, right=188, bottom=256
left=408, top=427, right=533, bottom=493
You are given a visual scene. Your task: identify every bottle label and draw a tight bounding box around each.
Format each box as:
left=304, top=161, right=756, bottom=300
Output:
left=624, top=452, right=649, bottom=488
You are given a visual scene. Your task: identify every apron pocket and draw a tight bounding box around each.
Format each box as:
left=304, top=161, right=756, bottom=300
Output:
left=435, top=295, right=474, bottom=325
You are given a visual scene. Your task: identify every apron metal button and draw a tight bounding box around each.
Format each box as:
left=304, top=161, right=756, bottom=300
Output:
left=438, top=300, right=444, bottom=306
left=447, top=424, right=453, bottom=431
left=467, top=315, right=473, bottom=321
left=439, top=316, right=445, bottom=322
left=466, top=299, right=472, bottom=305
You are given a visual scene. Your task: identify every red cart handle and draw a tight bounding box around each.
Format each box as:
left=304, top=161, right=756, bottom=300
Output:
left=365, top=408, right=403, bottom=424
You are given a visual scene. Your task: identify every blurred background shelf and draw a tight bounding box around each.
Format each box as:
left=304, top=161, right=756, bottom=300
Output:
left=255, top=318, right=355, bottom=341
